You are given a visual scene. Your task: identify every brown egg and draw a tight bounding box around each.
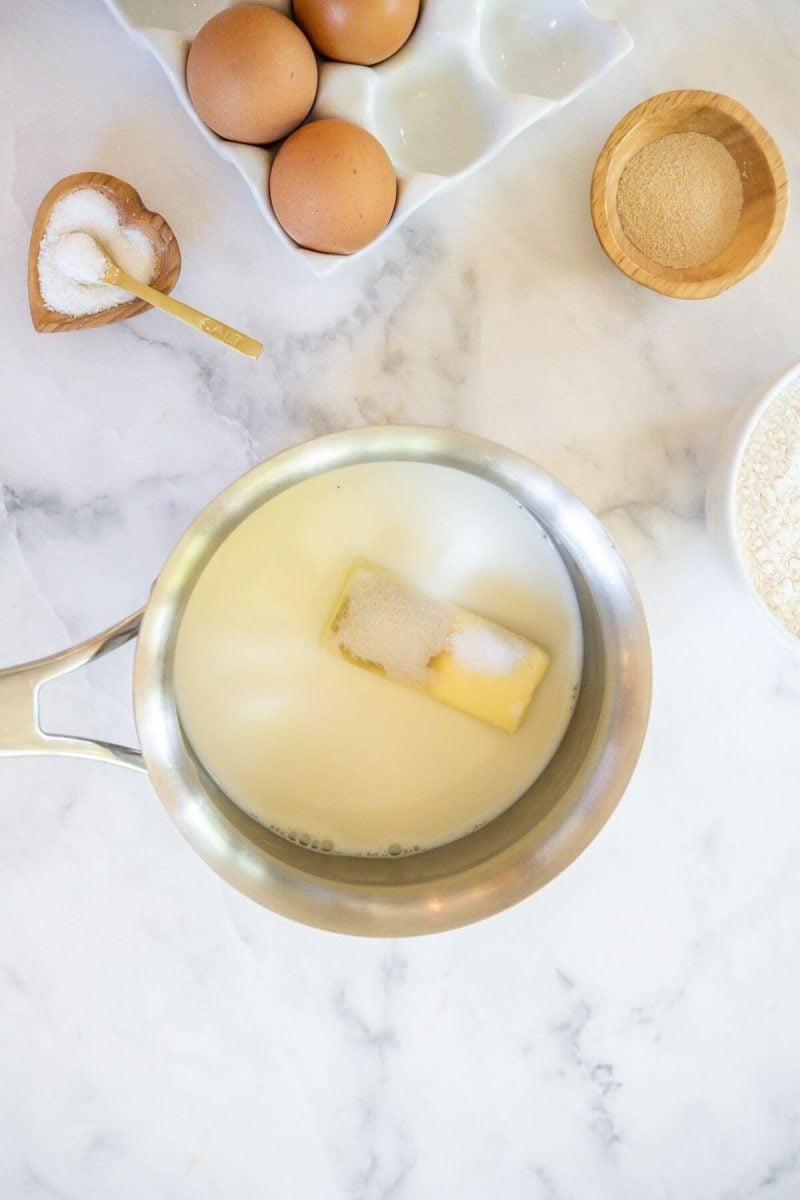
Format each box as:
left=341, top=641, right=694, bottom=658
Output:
left=293, top=0, right=420, bottom=66
left=187, top=5, right=318, bottom=144
left=269, top=118, right=397, bottom=254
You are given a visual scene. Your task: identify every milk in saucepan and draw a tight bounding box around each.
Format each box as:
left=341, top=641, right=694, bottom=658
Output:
left=174, top=461, right=582, bottom=856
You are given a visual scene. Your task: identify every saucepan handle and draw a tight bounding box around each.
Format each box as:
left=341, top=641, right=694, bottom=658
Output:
left=0, top=610, right=146, bottom=772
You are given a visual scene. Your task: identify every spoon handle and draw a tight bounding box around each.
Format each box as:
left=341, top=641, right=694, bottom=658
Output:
left=107, top=265, right=263, bottom=359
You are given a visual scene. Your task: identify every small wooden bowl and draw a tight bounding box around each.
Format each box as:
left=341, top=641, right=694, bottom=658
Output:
left=590, top=90, right=788, bottom=299
left=28, top=171, right=181, bottom=332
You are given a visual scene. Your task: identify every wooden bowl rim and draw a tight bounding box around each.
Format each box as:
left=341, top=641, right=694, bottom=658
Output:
left=590, top=89, right=789, bottom=300
left=28, top=171, right=182, bottom=333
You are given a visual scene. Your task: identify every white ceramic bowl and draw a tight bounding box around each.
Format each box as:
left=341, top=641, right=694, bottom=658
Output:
left=103, top=0, right=632, bottom=276
left=706, top=358, right=800, bottom=653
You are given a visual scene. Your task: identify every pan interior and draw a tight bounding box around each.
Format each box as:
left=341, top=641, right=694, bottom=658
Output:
left=168, top=461, right=601, bottom=887
left=176, top=551, right=602, bottom=889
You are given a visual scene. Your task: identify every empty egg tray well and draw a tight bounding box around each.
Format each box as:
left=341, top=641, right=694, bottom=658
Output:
left=104, top=0, right=632, bottom=275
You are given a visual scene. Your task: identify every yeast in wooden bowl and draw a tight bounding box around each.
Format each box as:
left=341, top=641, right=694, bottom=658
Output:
left=590, top=90, right=788, bottom=299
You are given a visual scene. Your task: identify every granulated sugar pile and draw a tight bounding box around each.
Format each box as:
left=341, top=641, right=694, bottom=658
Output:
left=447, top=622, right=527, bottom=675
left=736, top=377, right=800, bottom=638
left=332, top=565, right=452, bottom=685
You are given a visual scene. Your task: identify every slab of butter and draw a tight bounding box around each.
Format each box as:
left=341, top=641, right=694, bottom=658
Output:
left=321, top=560, right=550, bottom=732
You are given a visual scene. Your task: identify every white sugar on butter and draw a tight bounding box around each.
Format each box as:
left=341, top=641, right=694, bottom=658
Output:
left=37, top=186, right=156, bottom=317
left=448, top=621, right=528, bottom=675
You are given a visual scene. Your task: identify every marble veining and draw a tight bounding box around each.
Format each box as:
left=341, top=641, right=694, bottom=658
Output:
left=1, top=1, right=800, bottom=1197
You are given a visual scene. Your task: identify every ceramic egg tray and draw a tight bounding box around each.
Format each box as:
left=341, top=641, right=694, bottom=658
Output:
left=103, top=0, right=632, bottom=276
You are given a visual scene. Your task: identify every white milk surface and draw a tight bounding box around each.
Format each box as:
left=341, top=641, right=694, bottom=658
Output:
left=174, top=462, right=583, bottom=856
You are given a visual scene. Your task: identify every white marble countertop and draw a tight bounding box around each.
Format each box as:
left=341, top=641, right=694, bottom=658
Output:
left=2, top=2, right=800, bottom=1197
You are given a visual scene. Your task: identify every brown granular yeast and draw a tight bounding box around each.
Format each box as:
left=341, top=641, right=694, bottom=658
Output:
left=617, top=131, right=743, bottom=269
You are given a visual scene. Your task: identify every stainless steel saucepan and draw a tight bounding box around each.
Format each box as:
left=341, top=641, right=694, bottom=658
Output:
left=0, top=427, right=651, bottom=936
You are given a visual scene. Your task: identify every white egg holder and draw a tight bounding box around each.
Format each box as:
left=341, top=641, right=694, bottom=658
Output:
left=104, top=0, right=632, bottom=276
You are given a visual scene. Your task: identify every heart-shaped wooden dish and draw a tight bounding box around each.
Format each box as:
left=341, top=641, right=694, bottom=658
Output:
left=28, top=171, right=181, bottom=332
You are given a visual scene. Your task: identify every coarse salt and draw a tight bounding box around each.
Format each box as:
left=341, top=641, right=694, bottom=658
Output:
left=37, top=187, right=157, bottom=317
left=735, top=376, right=800, bottom=639
left=51, top=231, right=110, bottom=285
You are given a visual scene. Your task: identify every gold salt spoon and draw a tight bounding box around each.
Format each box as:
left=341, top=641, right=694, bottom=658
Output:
left=84, top=232, right=262, bottom=359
